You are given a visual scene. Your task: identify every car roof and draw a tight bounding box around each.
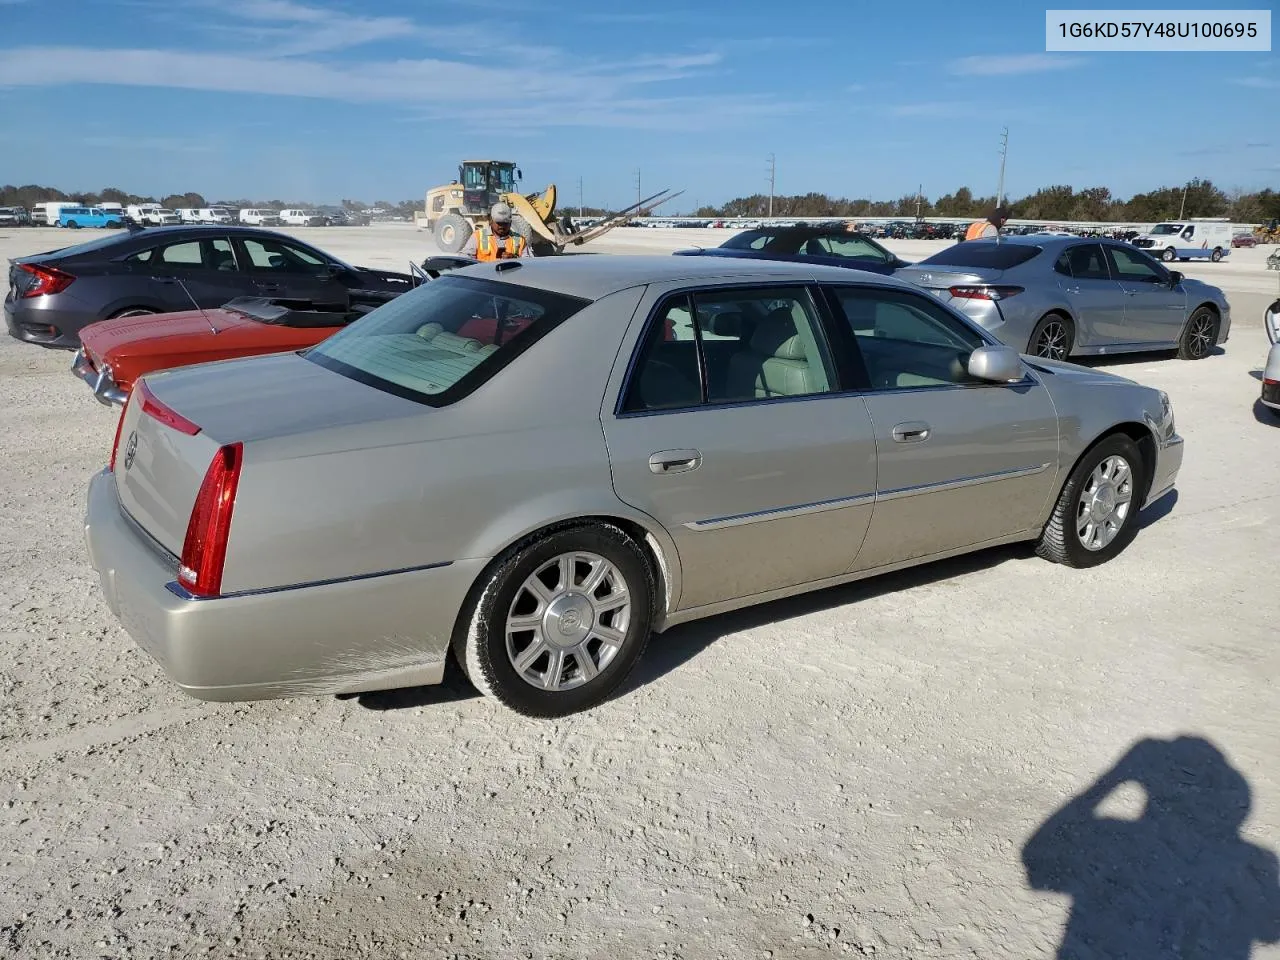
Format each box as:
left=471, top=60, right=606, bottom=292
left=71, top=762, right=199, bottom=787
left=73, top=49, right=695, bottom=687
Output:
left=446, top=253, right=917, bottom=301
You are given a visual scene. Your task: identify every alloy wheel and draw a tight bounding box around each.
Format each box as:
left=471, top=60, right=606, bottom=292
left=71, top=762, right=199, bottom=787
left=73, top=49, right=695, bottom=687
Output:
left=1076, top=455, right=1134, bottom=551
left=1187, top=313, right=1215, bottom=359
left=1035, top=320, right=1069, bottom=361
left=504, top=551, right=631, bottom=691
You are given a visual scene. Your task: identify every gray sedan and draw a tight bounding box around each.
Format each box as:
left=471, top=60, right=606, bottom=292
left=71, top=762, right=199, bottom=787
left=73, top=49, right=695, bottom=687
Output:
left=894, top=235, right=1230, bottom=362
left=83, top=256, right=1182, bottom=717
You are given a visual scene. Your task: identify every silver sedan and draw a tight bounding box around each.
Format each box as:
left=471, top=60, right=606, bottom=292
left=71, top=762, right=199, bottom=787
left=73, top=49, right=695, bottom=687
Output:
left=83, top=256, right=1183, bottom=717
left=894, top=235, right=1230, bottom=362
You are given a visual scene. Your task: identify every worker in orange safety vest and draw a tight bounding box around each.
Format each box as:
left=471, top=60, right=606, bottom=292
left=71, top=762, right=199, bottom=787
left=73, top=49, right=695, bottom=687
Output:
left=462, top=202, right=530, bottom=261
left=965, top=206, right=1010, bottom=241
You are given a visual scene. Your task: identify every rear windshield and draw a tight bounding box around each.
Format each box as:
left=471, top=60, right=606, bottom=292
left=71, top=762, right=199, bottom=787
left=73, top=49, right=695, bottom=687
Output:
left=305, top=275, right=590, bottom=406
left=32, top=232, right=136, bottom=260
left=917, top=243, right=1042, bottom=269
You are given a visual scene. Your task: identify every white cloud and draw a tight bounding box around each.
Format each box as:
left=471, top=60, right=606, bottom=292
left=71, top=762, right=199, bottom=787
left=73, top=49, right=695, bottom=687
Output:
left=1232, top=76, right=1279, bottom=88
left=888, top=101, right=976, bottom=117
left=949, top=53, right=1086, bottom=76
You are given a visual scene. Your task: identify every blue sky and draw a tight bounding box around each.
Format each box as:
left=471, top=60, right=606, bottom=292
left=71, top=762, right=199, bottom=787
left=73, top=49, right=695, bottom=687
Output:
left=0, top=0, right=1274, bottom=209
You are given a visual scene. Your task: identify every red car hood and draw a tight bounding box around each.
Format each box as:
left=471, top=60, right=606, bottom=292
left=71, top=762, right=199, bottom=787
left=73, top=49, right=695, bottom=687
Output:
left=81, top=308, right=253, bottom=357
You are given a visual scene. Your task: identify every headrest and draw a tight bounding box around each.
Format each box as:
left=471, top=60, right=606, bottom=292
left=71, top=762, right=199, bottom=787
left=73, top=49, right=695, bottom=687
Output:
left=749, top=307, right=807, bottom=361
left=415, top=323, right=482, bottom=352
left=705, top=309, right=746, bottom=338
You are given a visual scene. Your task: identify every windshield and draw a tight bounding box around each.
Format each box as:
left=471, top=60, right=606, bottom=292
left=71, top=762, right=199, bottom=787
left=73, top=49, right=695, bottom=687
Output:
left=306, top=275, right=590, bottom=405
left=1149, top=224, right=1183, bottom=235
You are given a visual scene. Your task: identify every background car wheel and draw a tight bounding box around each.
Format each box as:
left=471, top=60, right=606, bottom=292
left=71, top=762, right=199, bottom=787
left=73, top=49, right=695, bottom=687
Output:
left=1210, top=247, right=1223, bottom=262
left=67, top=221, right=81, bottom=229
left=1028, top=313, right=1073, bottom=361
left=1177, top=307, right=1218, bottom=360
left=454, top=523, right=655, bottom=718
left=433, top=213, right=470, bottom=254
left=1161, top=247, right=1177, bottom=262
left=108, top=308, right=158, bottom=320
left=1036, top=434, right=1146, bottom=568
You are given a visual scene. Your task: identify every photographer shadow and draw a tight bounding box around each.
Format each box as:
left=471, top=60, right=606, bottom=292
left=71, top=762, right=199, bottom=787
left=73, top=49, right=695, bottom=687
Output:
left=1022, top=736, right=1280, bottom=959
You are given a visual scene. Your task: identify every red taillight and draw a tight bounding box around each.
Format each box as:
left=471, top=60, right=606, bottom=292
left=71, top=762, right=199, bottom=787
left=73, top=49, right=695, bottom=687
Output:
left=1266, top=378, right=1279, bottom=387
left=108, top=394, right=130, bottom=472
left=178, top=443, right=243, bottom=598
left=949, top=285, right=1024, bottom=301
left=137, top=380, right=201, bottom=436
left=18, top=262, right=75, bottom=298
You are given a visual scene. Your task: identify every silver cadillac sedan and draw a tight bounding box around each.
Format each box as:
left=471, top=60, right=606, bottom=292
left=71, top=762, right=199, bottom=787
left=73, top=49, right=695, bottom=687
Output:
left=84, top=256, right=1183, bottom=717
left=894, top=235, right=1230, bottom=362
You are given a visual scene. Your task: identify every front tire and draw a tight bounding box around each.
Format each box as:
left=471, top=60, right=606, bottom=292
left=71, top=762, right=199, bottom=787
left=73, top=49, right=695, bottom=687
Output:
left=454, top=524, right=654, bottom=717
left=433, top=213, right=470, bottom=253
left=1028, top=313, right=1073, bottom=361
left=1036, top=434, right=1145, bottom=568
left=1177, top=307, right=1217, bottom=360
left=1161, top=247, right=1177, bottom=262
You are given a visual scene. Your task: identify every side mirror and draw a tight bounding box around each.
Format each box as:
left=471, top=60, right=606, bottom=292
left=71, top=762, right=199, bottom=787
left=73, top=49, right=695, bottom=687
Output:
left=1265, top=299, right=1280, bottom=346
left=1168, top=270, right=1183, bottom=286
left=968, top=344, right=1025, bottom=382
left=516, top=168, right=523, bottom=180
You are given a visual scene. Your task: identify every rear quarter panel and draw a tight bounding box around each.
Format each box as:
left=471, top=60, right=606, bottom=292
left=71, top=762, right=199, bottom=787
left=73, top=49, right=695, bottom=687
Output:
left=217, top=287, right=679, bottom=595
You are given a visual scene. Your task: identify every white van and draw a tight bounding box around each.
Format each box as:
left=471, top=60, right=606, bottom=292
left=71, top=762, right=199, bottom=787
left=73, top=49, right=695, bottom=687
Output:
left=125, top=204, right=181, bottom=226
left=96, top=202, right=125, bottom=216
left=279, top=208, right=325, bottom=226
left=31, top=201, right=80, bottom=226
left=239, top=208, right=282, bottom=226
left=177, top=207, right=236, bottom=224
left=1131, top=219, right=1233, bottom=262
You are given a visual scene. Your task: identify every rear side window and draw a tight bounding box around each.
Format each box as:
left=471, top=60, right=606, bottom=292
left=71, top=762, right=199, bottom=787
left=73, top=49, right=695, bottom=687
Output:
left=306, top=275, right=589, bottom=406
left=621, top=286, right=836, bottom=413
left=918, top=243, right=1042, bottom=269
left=1056, top=243, right=1110, bottom=280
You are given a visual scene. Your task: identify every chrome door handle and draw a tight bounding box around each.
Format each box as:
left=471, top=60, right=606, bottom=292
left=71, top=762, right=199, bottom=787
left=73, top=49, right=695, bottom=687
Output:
left=648, top=449, right=702, bottom=474
left=891, top=422, right=930, bottom=443
left=1123, top=289, right=1138, bottom=296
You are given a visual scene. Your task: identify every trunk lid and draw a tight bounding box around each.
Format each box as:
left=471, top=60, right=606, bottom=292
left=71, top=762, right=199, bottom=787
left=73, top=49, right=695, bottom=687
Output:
left=113, top=351, right=418, bottom=555
left=893, top=265, right=1007, bottom=305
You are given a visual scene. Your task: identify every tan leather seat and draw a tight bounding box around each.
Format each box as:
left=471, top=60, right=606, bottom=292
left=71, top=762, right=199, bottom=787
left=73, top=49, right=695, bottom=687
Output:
left=726, top=308, right=826, bottom=399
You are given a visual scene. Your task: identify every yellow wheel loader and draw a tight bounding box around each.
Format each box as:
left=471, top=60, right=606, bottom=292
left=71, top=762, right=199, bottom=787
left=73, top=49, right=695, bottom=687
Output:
left=421, top=160, right=681, bottom=255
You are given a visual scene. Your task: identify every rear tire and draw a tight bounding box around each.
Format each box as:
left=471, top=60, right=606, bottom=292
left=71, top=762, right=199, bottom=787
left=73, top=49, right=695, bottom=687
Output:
left=1177, top=307, right=1217, bottom=360
left=1036, top=434, right=1145, bottom=568
left=433, top=213, right=470, bottom=254
left=108, top=307, right=157, bottom=320
left=1210, top=247, right=1223, bottom=262
left=1028, top=313, right=1073, bottom=361
left=453, top=523, right=654, bottom=718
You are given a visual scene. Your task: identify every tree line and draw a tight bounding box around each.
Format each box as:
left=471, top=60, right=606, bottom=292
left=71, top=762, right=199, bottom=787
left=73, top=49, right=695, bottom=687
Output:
left=692, top=180, right=1280, bottom=223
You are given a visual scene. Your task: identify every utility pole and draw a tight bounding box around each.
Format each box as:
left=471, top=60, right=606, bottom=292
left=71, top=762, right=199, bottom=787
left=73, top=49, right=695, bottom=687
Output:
left=1179, top=177, right=1199, bottom=219
left=578, top=176, right=584, bottom=217
left=915, top=183, right=923, bottom=221
left=767, top=153, right=776, bottom=218
left=996, top=127, right=1009, bottom=208
left=635, top=169, right=641, bottom=213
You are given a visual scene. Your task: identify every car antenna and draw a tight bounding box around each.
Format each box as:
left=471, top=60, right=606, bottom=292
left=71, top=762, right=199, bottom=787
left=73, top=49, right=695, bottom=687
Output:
left=157, top=275, right=218, bottom=335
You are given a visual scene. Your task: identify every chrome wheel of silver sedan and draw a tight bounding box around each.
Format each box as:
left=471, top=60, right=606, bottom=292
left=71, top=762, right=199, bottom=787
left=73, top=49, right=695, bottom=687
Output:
left=505, top=551, right=632, bottom=691
left=1076, top=455, right=1134, bottom=551
left=1178, top=309, right=1216, bottom=361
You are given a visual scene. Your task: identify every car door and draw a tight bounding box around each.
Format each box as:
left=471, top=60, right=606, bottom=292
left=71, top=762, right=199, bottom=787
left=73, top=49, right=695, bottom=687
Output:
left=1052, top=242, right=1126, bottom=346
left=1103, top=243, right=1187, bottom=347
left=601, top=283, right=878, bottom=612
left=234, top=235, right=345, bottom=304
left=124, top=236, right=254, bottom=309
left=824, top=284, right=1060, bottom=572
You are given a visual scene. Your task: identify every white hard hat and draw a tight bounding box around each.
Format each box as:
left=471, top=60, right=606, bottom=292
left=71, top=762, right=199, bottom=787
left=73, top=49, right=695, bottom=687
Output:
left=490, top=202, right=512, bottom=223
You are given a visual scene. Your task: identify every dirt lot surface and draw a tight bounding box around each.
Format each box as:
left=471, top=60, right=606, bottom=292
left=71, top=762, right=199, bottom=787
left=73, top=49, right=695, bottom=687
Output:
left=2, top=224, right=1278, bottom=959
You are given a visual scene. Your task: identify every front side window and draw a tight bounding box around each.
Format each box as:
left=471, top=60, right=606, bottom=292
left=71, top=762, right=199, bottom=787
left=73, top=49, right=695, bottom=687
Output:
left=830, top=286, right=987, bottom=390
left=621, top=286, right=836, bottom=413
left=1105, top=245, right=1166, bottom=282
left=306, top=275, right=589, bottom=405
left=241, top=237, right=328, bottom=274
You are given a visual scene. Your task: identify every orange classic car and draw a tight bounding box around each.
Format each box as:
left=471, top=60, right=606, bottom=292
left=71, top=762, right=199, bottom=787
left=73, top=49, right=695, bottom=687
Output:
left=71, top=256, right=475, bottom=405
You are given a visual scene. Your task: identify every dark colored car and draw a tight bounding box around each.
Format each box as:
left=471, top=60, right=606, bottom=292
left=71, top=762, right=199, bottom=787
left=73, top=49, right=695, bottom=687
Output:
left=672, top=226, right=910, bottom=275
left=5, top=224, right=415, bottom=348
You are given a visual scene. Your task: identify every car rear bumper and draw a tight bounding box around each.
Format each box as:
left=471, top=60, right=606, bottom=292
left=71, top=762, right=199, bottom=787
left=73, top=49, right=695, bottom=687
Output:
left=5, top=293, right=91, bottom=348
left=84, top=468, right=485, bottom=701
left=71, top=348, right=128, bottom=405
left=1262, top=344, right=1280, bottom=410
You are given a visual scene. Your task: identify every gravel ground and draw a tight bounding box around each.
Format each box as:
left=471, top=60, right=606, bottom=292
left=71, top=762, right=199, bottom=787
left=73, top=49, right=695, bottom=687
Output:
left=2, top=225, right=1278, bottom=959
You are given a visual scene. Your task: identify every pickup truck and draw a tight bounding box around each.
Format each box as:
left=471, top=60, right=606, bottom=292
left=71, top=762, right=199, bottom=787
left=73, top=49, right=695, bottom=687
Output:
left=57, top=206, right=125, bottom=229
